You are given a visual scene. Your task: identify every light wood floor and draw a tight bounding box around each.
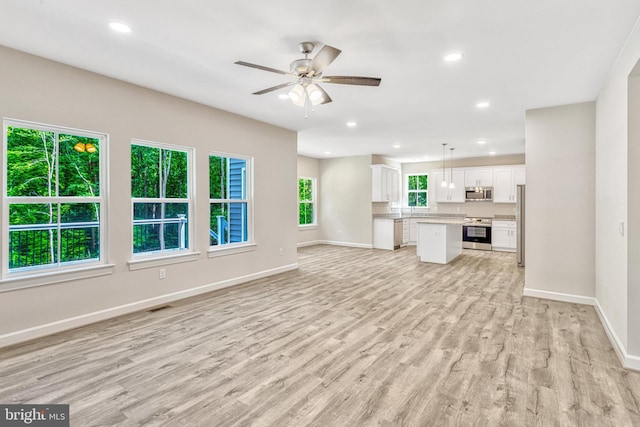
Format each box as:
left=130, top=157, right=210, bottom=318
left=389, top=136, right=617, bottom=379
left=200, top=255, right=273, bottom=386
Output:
left=1, top=246, right=640, bottom=426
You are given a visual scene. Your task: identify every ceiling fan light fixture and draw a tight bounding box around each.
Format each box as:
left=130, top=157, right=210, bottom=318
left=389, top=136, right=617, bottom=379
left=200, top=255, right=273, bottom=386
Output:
left=288, top=84, right=306, bottom=107
left=307, top=84, right=324, bottom=105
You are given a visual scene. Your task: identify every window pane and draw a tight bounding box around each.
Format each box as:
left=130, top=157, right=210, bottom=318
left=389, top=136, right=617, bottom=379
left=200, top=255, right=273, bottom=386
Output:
left=418, top=175, right=428, bottom=190
left=58, top=134, right=100, bottom=197
left=163, top=149, right=188, bottom=198
left=299, top=179, right=312, bottom=202
left=9, top=203, right=59, bottom=269
left=408, top=175, right=417, bottom=191
left=300, top=202, right=313, bottom=225
left=229, top=158, right=246, bottom=200
left=134, top=202, right=162, bottom=220
left=209, top=156, right=228, bottom=199
left=417, top=191, right=427, bottom=206
left=60, top=203, right=100, bottom=262
left=131, top=145, right=160, bottom=198
left=210, top=202, right=246, bottom=245
left=133, top=202, right=188, bottom=253
left=408, top=193, right=417, bottom=206
left=210, top=202, right=228, bottom=246
left=6, top=127, right=56, bottom=197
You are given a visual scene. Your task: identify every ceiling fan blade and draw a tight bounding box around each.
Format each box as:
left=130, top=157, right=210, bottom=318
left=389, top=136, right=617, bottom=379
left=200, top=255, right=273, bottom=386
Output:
left=321, top=76, right=382, bottom=86
left=316, top=85, right=333, bottom=104
left=252, top=81, right=297, bottom=95
left=235, top=61, right=293, bottom=76
left=309, top=45, right=342, bottom=76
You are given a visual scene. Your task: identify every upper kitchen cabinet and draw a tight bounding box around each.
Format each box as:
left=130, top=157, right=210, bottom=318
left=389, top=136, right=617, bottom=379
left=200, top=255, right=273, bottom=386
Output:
left=371, top=164, right=400, bottom=202
left=434, top=170, right=465, bottom=202
left=493, top=166, right=525, bottom=203
left=464, top=167, right=494, bottom=187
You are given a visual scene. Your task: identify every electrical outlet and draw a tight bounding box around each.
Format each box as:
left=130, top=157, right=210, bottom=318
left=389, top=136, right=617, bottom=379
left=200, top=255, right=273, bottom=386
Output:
left=279, top=248, right=283, bottom=256
left=159, top=268, right=166, bottom=279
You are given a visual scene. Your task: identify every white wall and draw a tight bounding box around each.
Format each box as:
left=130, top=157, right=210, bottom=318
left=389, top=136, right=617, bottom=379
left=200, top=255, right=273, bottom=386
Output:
left=297, top=155, right=322, bottom=245
left=596, top=18, right=640, bottom=357
left=319, top=155, right=373, bottom=247
left=0, top=46, right=298, bottom=346
left=524, top=102, right=595, bottom=299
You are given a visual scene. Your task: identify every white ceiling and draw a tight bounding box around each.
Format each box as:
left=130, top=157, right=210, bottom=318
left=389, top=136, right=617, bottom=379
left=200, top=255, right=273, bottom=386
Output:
left=1, top=1, right=639, bottom=162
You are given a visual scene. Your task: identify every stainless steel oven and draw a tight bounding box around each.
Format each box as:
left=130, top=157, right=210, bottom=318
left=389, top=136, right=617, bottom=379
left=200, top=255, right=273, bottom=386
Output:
left=462, top=218, right=492, bottom=250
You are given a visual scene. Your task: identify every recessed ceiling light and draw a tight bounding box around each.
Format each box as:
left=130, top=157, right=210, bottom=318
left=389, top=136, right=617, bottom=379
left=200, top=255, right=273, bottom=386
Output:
left=346, top=121, right=357, bottom=128
left=393, top=144, right=401, bottom=149
left=489, top=151, right=497, bottom=155
left=476, top=101, right=491, bottom=109
left=324, top=151, right=331, bottom=155
left=444, top=52, right=463, bottom=62
left=477, top=140, right=487, bottom=145
left=109, top=22, right=132, bottom=33
left=277, top=94, right=289, bottom=100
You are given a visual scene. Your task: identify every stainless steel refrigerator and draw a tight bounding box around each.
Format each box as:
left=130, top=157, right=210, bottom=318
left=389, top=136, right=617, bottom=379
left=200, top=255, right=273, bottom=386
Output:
left=516, top=184, right=525, bottom=267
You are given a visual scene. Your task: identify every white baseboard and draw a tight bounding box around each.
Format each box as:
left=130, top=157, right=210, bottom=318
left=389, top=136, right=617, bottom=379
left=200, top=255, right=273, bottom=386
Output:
left=0, top=263, right=298, bottom=349
left=523, top=287, right=640, bottom=371
left=317, top=240, right=373, bottom=249
left=297, top=240, right=323, bottom=248
left=594, top=299, right=640, bottom=372
left=522, top=287, right=596, bottom=306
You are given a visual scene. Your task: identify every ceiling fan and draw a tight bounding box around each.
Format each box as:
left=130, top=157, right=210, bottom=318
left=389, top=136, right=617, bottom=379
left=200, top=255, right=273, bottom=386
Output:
left=235, top=42, right=381, bottom=113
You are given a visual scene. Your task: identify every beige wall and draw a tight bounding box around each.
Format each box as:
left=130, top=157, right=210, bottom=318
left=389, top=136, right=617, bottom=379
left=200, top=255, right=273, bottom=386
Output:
left=297, top=155, right=322, bottom=245
left=319, top=155, right=373, bottom=247
left=0, top=46, right=298, bottom=345
left=595, top=19, right=640, bottom=360
left=628, top=70, right=640, bottom=355
left=525, top=102, right=595, bottom=298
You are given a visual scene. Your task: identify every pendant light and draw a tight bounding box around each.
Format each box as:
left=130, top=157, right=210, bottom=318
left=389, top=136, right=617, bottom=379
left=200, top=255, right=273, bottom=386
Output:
left=449, top=147, right=455, bottom=189
left=441, top=143, right=448, bottom=188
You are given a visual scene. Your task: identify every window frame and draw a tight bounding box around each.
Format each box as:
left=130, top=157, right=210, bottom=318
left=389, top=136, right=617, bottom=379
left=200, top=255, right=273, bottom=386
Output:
left=208, top=151, right=254, bottom=257
left=407, top=173, right=429, bottom=207
left=1, top=118, right=111, bottom=286
left=129, top=139, right=196, bottom=266
left=298, top=176, right=317, bottom=228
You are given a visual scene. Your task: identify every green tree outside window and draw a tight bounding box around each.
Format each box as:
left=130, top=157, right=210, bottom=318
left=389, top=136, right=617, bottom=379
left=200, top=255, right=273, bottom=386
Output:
left=408, top=174, right=428, bottom=207
left=299, top=178, right=315, bottom=225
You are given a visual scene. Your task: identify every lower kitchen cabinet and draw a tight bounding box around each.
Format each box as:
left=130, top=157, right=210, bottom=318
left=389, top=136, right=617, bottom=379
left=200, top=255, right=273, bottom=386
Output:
left=492, top=220, right=516, bottom=252
left=408, top=218, right=419, bottom=245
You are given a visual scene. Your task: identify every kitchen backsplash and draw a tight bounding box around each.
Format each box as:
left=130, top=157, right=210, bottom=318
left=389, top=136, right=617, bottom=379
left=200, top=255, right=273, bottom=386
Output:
left=373, top=201, right=515, bottom=218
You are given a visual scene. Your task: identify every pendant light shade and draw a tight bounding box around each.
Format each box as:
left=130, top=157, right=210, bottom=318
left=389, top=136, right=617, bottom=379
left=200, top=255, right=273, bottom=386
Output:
left=441, top=143, right=448, bottom=188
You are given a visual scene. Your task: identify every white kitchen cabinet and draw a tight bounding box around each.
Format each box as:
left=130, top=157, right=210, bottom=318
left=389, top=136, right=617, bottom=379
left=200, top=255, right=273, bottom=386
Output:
left=371, top=165, right=400, bottom=202
left=492, top=220, right=516, bottom=252
left=409, top=218, right=419, bottom=245
left=434, top=170, right=465, bottom=202
left=493, top=166, right=525, bottom=203
left=464, top=168, right=494, bottom=187
left=402, top=219, right=409, bottom=246
left=373, top=218, right=395, bottom=250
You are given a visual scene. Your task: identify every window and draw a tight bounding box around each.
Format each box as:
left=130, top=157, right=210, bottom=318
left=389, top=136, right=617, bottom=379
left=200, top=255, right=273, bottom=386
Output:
left=209, top=153, right=252, bottom=248
left=408, top=174, right=428, bottom=207
left=3, top=120, right=106, bottom=276
left=298, top=177, right=316, bottom=226
left=131, top=141, right=193, bottom=257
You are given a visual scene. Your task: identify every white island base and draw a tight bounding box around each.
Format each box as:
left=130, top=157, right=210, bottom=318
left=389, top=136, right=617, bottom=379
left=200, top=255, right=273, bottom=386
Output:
left=416, top=220, right=464, bottom=264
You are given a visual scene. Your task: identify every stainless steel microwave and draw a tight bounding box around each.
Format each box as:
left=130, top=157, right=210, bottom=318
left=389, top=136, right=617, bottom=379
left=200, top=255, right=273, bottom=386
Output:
left=465, top=187, right=493, bottom=202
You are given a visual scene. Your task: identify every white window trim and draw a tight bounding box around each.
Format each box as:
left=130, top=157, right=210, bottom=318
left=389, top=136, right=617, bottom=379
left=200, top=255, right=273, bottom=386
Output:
left=208, top=151, right=254, bottom=253
left=406, top=173, right=429, bottom=208
left=130, top=139, right=196, bottom=262
left=1, top=118, right=109, bottom=289
left=298, top=176, right=317, bottom=227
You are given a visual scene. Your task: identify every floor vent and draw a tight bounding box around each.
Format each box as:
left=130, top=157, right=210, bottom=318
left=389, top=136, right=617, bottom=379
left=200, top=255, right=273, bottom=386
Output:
left=148, top=305, right=172, bottom=313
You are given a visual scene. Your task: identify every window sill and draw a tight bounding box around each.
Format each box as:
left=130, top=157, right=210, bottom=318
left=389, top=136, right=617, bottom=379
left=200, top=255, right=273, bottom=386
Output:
left=0, top=264, right=116, bottom=294
left=208, top=243, right=257, bottom=258
left=128, top=251, right=201, bottom=271
left=298, top=224, right=318, bottom=230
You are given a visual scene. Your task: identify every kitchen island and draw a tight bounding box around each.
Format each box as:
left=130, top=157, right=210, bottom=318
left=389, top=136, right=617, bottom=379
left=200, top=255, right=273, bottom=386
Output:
left=416, top=218, right=467, bottom=264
